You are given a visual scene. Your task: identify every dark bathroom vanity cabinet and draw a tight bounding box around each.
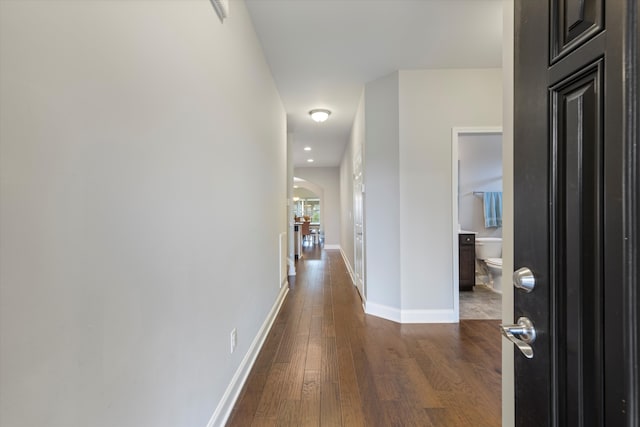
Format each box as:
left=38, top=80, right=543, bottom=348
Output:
left=459, top=233, right=475, bottom=291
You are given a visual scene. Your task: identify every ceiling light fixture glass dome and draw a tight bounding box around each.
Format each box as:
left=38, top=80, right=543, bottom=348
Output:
left=309, top=109, right=331, bottom=123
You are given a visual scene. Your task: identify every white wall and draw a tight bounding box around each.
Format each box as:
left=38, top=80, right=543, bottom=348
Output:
left=398, top=69, right=502, bottom=313
left=0, top=2, right=286, bottom=426
left=458, top=133, right=503, bottom=237
left=343, top=69, right=502, bottom=321
left=364, top=73, right=401, bottom=311
left=293, top=167, right=340, bottom=246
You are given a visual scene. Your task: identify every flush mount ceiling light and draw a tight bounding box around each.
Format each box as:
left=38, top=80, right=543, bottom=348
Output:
left=304, top=146, right=312, bottom=151
left=307, top=159, right=314, bottom=163
left=309, top=109, right=331, bottom=123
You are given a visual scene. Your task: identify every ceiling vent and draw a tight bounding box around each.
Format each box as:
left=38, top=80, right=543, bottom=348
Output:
left=210, top=0, right=229, bottom=22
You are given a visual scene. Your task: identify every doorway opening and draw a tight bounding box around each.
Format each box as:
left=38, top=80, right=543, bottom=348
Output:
left=451, top=127, right=503, bottom=320
left=293, top=177, right=324, bottom=249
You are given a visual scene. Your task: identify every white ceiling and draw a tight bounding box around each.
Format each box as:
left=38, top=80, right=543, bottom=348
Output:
left=245, top=0, right=504, bottom=167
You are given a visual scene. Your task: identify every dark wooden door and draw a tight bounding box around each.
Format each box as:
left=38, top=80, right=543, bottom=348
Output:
left=513, top=0, right=638, bottom=425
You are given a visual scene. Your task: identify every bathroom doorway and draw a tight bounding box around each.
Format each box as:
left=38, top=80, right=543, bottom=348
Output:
left=451, top=127, right=503, bottom=320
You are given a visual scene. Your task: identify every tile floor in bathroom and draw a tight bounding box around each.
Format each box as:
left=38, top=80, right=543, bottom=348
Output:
left=459, top=278, right=502, bottom=319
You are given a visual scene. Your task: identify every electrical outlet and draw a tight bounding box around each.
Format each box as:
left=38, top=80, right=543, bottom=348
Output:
left=230, top=328, right=237, bottom=354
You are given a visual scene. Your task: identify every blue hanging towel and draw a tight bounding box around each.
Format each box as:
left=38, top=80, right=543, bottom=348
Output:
left=483, top=192, right=503, bottom=228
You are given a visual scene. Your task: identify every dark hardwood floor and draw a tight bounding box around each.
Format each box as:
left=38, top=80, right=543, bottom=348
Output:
left=227, top=245, right=501, bottom=426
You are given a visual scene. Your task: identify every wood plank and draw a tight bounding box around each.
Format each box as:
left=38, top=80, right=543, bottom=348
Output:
left=319, top=381, right=341, bottom=426
left=275, top=400, right=301, bottom=427
left=280, top=335, right=308, bottom=400
left=228, top=248, right=501, bottom=426
left=253, top=363, right=287, bottom=421
left=388, top=357, right=444, bottom=409
left=335, top=330, right=366, bottom=426
left=300, top=370, right=320, bottom=426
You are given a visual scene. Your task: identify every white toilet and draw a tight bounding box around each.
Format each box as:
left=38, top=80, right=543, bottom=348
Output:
left=475, top=237, right=503, bottom=292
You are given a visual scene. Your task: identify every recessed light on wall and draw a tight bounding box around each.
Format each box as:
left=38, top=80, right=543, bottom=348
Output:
left=304, top=147, right=312, bottom=151
left=309, top=109, right=331, bottom=123
left=307, top=159, right=314, bottom=163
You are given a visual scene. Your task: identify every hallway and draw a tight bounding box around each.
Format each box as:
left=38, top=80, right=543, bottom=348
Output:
left=227, top=247, right=501, bottom=426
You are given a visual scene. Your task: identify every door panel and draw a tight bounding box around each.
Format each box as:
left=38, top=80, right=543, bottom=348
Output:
left=514, top=0, right=634, bottom=425
left=550, top=60, right=604, bottom=426
left=551, top=0, right=604, bottom=61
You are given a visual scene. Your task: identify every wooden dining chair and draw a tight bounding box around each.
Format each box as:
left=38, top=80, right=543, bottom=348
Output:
left=300, top=221, right=311, bottom=245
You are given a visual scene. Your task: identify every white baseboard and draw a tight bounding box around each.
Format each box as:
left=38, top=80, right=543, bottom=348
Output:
left=365, top=301, right=457, bottom=324
left=365, top=301, right=402, bottom=322
left=207, top=284, right=289, bottom=427
left=400, top=308, right=457, bottom=323
left=339, top=247, right=356, bottom=286
left=323, top=244, right=340, bottom=250
left=287, top=256, right=296, bottom=276
left=279, top=232, right=287, bottom=286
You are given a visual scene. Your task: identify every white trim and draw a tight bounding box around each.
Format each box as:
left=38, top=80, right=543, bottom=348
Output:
left=323, top=244, right=340, bottom=250
left=365, top=301, right=401, bottom=323
left=206, top=285, right=289, bottom=427
left=451, top=126, right=502, bottom=323
left=339, top=247, right=356, bottom=286
left=287, top=256, right=296, bottom=276
left=279, top=232, right=288, bottom=286
left=339, top=247, right=365, bottom=311
left=400, top=309, right=457, bottom=323
left=365, top=301, right=456, bottom=324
